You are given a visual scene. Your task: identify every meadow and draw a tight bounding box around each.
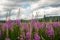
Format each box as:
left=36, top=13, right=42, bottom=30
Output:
left=0, top=19, right=60, bottom=40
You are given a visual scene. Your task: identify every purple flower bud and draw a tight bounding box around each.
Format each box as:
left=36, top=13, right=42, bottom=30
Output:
left=46, top=28, right=54, bottom=38
left=45, top=23, right=54, bottom=37
left=36, top=21, right=40, bottom=28
left=39, top=23, right=45, bottom=29
left=34, top=23, right=38, bottom=29
left=46, top=23, right=51, bottom=30
left=34, top=21, right=41, bottom=29
left=7, top=20, right=14, bottom=28
left=3, top=23, right=9, bottom=29
left=16, top=19, right=21, bottom=27
left=24, top=24, right=29, bottom=31
left=34, top=33, right=40, bottom=40
left=52, top=22, right=60, bottom=27
left=30, top=19, right=35, bottom=25
left=26, top=32, right=31, bottom=40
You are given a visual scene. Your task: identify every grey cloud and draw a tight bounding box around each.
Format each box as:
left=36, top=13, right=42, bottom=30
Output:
left=8, top=0, right=39, bottom=3
left=0, top=15, right=5, bottom=18
left=1, top=0, right=39, bottom=12
left=0, top=12, right=16, bottom=18
left=32, top=0, right=60, bottom=11
left=1, top=0, right=60, bottom=11
left=0, top=0, right=60, bottom=20
left=4, top=0, right=39, bottom=8
left=50, top=4, right=60, bottom=7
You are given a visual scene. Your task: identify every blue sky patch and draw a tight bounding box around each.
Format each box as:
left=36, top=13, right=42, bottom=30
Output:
left=22, top=3, right=30, bottom=9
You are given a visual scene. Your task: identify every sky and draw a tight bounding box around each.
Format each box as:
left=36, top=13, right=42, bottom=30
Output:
left=0, top=0, right=60, bottom=20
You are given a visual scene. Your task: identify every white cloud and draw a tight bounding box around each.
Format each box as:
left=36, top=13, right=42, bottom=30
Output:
left=0, top=0, right=60, bottom=20
left=33, top=7, right=60, bottom=17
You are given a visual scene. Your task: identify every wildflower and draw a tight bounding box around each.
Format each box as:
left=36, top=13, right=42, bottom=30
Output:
left=16, top=19, right=21, bottom=27
left=39, top=23, right=45, bottom=29
left=24, top=24, right=29, bottom=31
left=3, top=23, right=9, bottom=29
left=7, top=20, right=14, bottom=28
left=52, top=22, right=60, bottom=27
left=46, top=23, right=51, bottom=30
left=46, top=28, right=54, bottom=38
left=46, top=23, right=54, bottom=37
left=30, top=19, right=35, bottom=25
left=26, top=32, right=31, bottom=40
left=34, top=21, right=41, bottom=29
left=34, top=33, right=40, bottom=40
left=34, top=23, right=38, bottom=29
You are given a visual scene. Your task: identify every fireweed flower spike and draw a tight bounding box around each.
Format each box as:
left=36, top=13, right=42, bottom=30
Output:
left=23, top=23, right=29, bottom=32
left=46, top=23, right=51, bottom=30
left=34, top=33, right=40, bottom=40
left=26, top=32, right=31, bottom=40
left=46, top=28, right=54, bottom=38
left=36, top=21, right=40, bottom=27
left=34, top=21, right=41, bottom=29
left=46, top=23, right=54, bottom=38
left=30, top=19, right=35, bottom=25
left=7, top=20, right=14, bottom=32
left=3, top=23, right=10, bottom=40
left=39, top=23, right=45, bottom=29
left=52, top=22, right=60, bottom=27
left=3, top=23, right=9, bottom=30
left=34, top=23, right=38, bottom=29
left=7, top=19, right=14, bottom=28
left=16, top=19, right=21, bottom=27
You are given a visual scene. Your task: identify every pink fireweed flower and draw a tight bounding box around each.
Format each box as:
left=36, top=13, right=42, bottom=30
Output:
left=7, top=20, right=14, bottom=28
left=34, top=21, right=40, bottom=29
left=30, top=19, right=35, bottom=25
left=16, top=19, right=21, bottom=27
left=52, top=22, right=60, bottom=27
left=46, top=23, right=52, bottom=30
left=34, top=21, right=41, bottom=29
left=2, top=23, right=9, bottom=29
left=2, top=20, right=13, bottom=30
left=26, top=32, right=31, bottom=40
left=36, top=21, right=40, bottom=28
left=46, top=23, right=54, bottom=37
left=5, top=38, right=10, bottom=40
left=23, top=23, right=29, bottom=31
left=34, top=23, right=38, bottom=29
left=34, top=33, right=40, bottom=40
left=39, top=23, right=45, bottom=29
left=46, top=28, right=54, bottom=38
